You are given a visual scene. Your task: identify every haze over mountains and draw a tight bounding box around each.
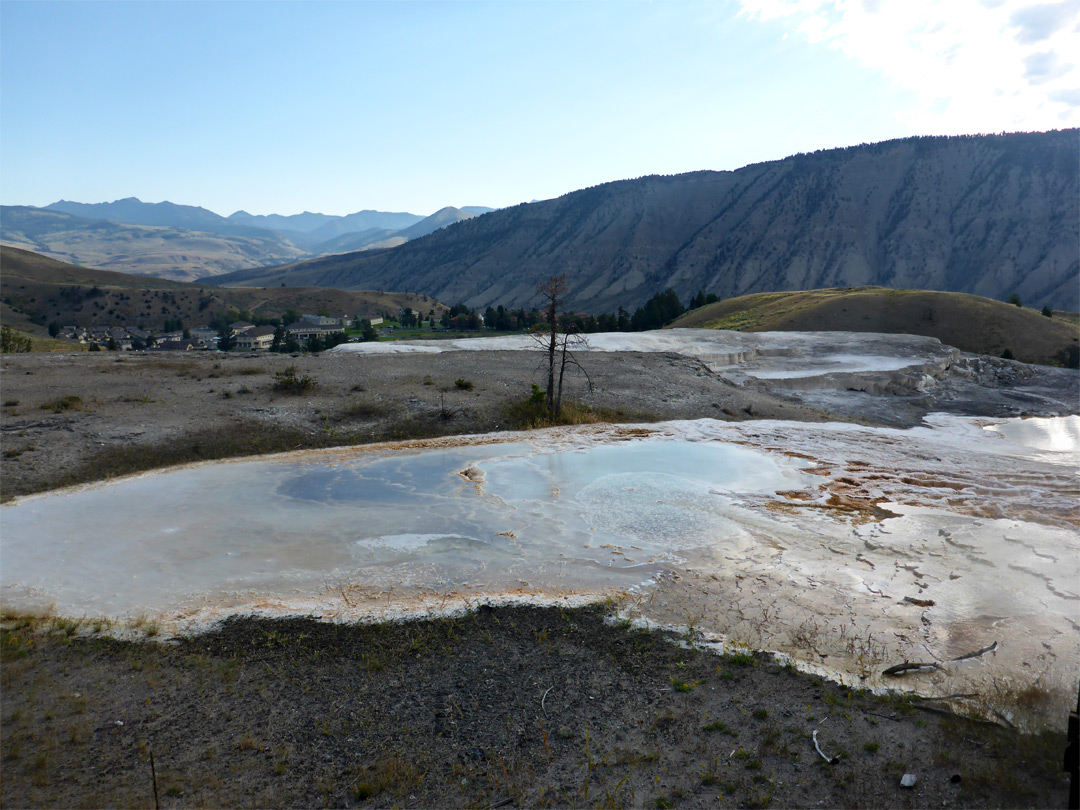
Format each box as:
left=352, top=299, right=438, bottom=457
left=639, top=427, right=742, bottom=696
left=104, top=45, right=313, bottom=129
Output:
left=0, top=200, right=492, bottom=282
left=213, top=130, right=1079, bottom=312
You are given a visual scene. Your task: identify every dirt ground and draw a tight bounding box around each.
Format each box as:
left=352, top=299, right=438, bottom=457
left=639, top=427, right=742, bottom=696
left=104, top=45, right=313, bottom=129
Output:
left=1, top=606, right=1070, bottom=809
left=0, top=347, right=1076, bottom=808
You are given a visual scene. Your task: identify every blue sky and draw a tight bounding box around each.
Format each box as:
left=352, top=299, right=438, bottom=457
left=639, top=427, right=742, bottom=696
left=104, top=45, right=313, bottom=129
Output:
left=2, top=0, right=1077, bottom=217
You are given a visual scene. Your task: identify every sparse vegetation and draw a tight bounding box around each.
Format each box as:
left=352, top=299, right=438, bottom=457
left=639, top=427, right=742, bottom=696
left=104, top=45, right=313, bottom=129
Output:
left=503, top=384, right=650, bottom=430
left=40, top=395, right=82, bottom=413
left=336, top=399, right=386, bottom=420
left=1, top=324, right=33, bottom=353
left=0, top=602, right=1071, bottom=808
left=272, top=365, right=317, bottom=394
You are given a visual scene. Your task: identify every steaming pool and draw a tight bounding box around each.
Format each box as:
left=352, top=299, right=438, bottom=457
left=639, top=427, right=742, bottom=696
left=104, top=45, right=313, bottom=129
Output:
left=2, top=414, right=1078, bottom=725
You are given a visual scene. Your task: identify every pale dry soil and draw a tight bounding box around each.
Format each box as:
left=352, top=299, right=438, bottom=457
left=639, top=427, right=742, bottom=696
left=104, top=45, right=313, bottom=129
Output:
left=0, top=349, right=1075, bottom=808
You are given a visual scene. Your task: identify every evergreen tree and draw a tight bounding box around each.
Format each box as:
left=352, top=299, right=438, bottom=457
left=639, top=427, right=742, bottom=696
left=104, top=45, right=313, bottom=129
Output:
left=216, top=324, right=235, bottom=352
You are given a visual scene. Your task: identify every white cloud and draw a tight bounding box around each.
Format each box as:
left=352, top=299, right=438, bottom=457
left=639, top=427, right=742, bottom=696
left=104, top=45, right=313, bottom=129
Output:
left=738, top=0, right=1080, bottom=133
left=1010, top=1, right=1078, bottom=44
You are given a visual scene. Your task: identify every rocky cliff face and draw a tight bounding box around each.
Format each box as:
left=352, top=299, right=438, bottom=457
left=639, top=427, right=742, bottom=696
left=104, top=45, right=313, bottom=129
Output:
left=216, top=131, right=1079, bottom=311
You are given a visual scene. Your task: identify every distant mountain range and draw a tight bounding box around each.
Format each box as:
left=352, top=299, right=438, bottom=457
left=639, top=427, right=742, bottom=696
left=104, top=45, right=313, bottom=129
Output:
left=0, top=205, right=307, bottom=283
left=0, top=200, right=493, bottom=282
left=210, top=130, right=1079, bottom=312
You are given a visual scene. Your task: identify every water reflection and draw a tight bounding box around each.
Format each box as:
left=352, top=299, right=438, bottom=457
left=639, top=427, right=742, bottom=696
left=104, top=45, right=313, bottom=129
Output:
left=985, top=413, right=1080, bottom=456
left=0, top=437, right=804, bottom=618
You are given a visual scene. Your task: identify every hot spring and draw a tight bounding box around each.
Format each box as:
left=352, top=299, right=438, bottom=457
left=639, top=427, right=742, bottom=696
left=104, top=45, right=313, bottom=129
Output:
left=2, top=415, right=1077, bottom=726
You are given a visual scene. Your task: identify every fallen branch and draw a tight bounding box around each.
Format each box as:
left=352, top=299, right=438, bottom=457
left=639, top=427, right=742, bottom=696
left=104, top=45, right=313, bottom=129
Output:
left=901, top=596, right=935, bottom=607
left=541, top=686, right=553, bottom=719
left=951, top=641, right=997, bottom=661
left=865, top=711, right=901, bottom=722
left=882, top=661, right=942, bottom=677
left=812, top=729, right=840, bottom=765
left=150, top=746, right=160, bottom=810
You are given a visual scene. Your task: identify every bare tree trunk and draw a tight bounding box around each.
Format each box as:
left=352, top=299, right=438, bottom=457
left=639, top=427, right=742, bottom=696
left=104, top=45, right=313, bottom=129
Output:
left=536, top=274, right=567, bottom=415
left=555, top=330, right=592, bottom=416
left=556, top=333, right=567, bottom=415
left=546, top=324, right=557, bottom=413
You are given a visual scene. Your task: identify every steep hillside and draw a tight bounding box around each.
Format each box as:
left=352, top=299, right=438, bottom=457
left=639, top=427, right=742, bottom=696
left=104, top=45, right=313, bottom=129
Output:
left=670, top=286, right=1079, bottom=366
left=1, top=206, right=306, bottom=282
left=211, top=131, right=1078, bottom=312
left=0, top=247, right=443, bottom=332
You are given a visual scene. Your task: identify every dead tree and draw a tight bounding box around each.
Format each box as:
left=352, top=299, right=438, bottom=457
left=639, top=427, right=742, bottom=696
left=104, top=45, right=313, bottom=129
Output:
left=536, top=274, right=566, bottom=412
left=534, top=274, right=591, bottom=415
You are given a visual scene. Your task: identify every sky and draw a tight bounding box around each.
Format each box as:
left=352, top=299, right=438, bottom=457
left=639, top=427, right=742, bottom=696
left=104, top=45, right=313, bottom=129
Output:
left=1, top=0, right=1077, bottom=218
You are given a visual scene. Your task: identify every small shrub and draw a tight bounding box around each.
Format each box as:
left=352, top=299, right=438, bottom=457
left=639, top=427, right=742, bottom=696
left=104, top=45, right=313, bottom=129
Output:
left=1001, top=348, right=1015, bottom=360
left=237, top=733, right=260, bottom=751
left=40, top=395, right=82, bottom=413
left=728, top=652, right=758, bottom=667
left=670, top=678, right=702, bottom=692
left=454, top=378, right=474, bottom=391
left=272, top=366, right=317, bottom=394
left=1, top=325, right=32, bottom=353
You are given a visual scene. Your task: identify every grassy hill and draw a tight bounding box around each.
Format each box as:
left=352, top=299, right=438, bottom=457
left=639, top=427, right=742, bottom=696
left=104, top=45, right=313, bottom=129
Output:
left=670, top=287, right=1080, bottom=367
left=0, top=247, right=444, bottom=336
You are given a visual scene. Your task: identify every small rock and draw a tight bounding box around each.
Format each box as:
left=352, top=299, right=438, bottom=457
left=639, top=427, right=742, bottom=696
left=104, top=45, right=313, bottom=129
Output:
left=901, top=773, right=917, bottom=788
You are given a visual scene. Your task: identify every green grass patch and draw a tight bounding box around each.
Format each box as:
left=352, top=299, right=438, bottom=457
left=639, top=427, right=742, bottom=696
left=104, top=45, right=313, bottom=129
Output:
left=726, top=652, right=758, bottom=667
